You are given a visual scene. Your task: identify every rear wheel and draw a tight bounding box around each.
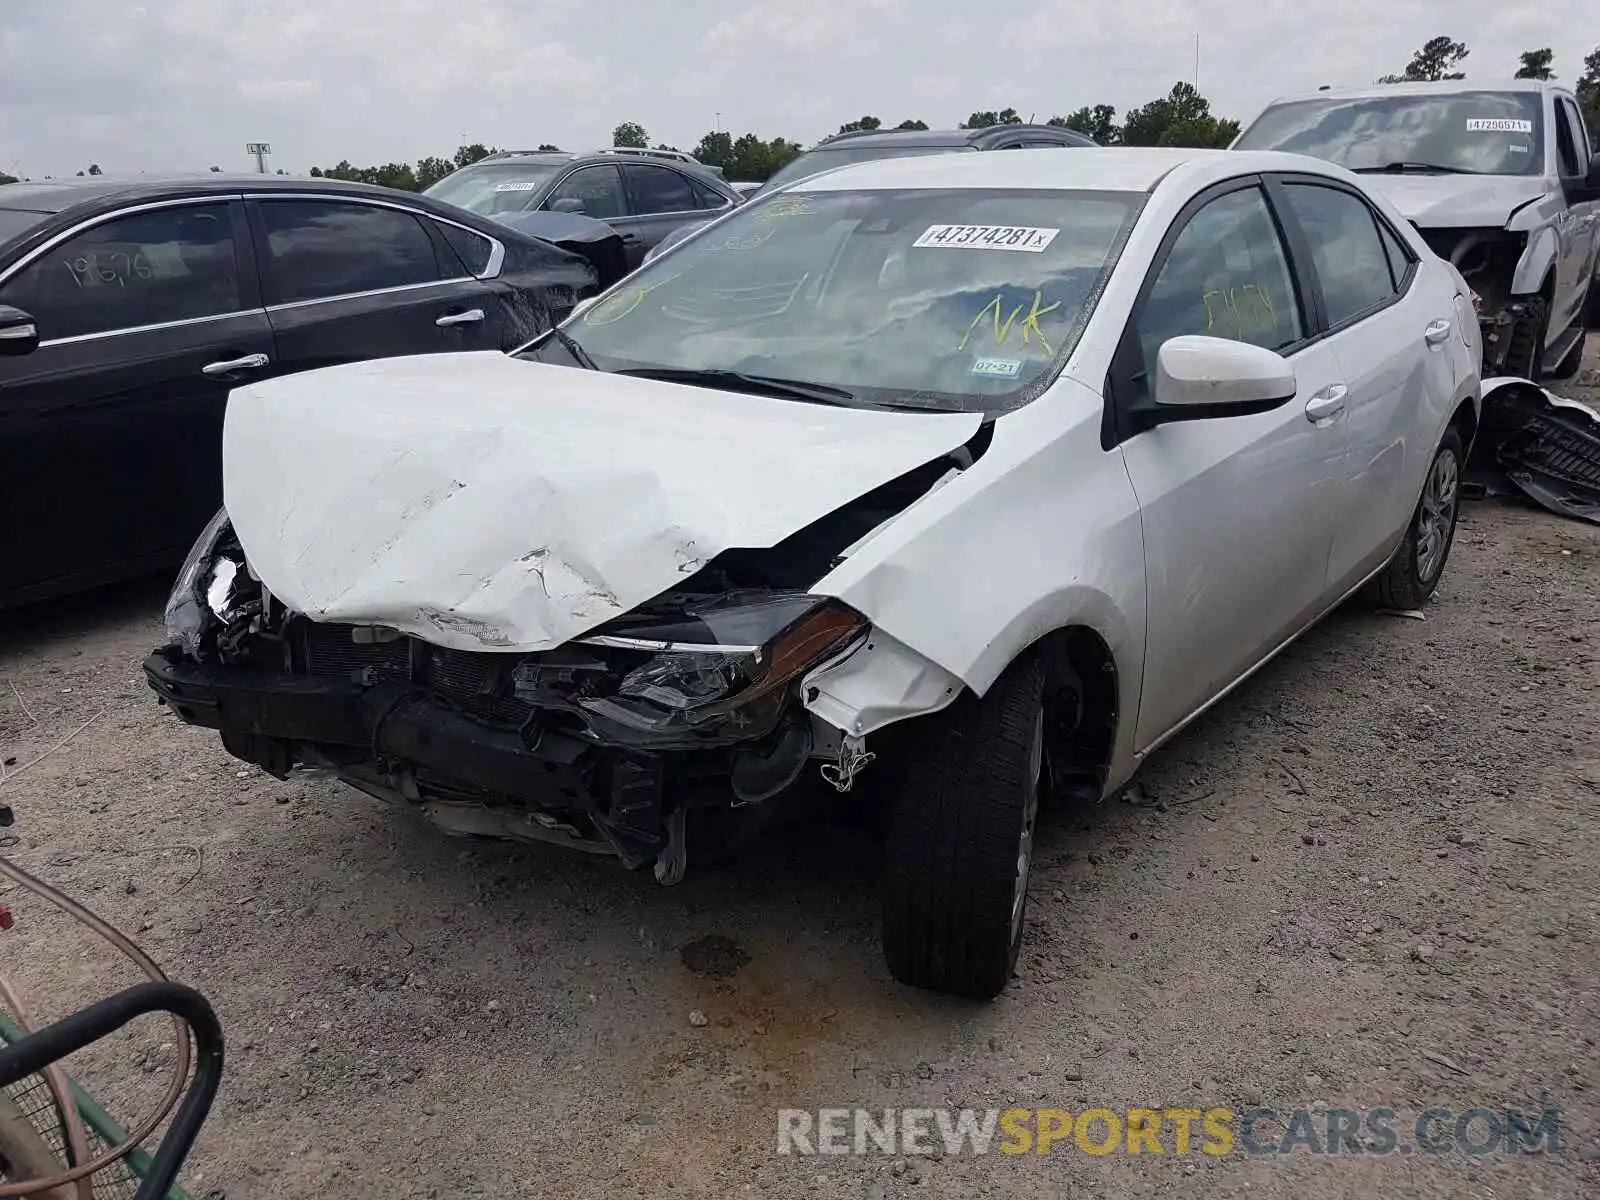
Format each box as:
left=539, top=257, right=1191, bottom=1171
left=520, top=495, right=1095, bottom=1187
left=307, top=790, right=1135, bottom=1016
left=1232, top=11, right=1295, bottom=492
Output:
left=881, top=652, right=1046, bottom=999
left=1367, top=426, right=1464, bottom=610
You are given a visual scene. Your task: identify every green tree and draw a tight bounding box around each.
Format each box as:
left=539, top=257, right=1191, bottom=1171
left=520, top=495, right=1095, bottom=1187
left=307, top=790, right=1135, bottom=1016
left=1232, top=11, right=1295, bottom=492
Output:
left=1578, top=44, right=1600, bottom=141
left=837, top=116, right=882, bottom=134
left=0, top=172, right=16, bottom=185
left=87, top=163, right=102, bottom=175
left=961, top=108, right=1022, bottom=129
left=1121, top=83, right=1237, bottom=148
left=1379, top=35, right=1469, bottom=83
left=452, top=143, right=496, bottom=168
left=1050, top=104, right=1119, bottom=144
left=693, top=130, right=735, bottom=171
left=894, top=119, right=929, bottom=130
left=415, top=156, right=455, bottom=188
left=1514, top=48, right=1554, bottom=80
left=612, top=122, right=649, bottom=148
left=537, top=143, right=561, bottom=152
left=208, top=165, right=222, bottom=172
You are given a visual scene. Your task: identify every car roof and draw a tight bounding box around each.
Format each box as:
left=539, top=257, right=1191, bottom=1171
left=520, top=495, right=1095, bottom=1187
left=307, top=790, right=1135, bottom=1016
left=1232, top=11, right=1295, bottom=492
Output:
left=791, top=146, right=1260, bottom=193
left=1264, top=78, right=1555, bottom=106
left=0, top=173, right=446, bottom=215
left=816, top=124, right=1095, bottom=149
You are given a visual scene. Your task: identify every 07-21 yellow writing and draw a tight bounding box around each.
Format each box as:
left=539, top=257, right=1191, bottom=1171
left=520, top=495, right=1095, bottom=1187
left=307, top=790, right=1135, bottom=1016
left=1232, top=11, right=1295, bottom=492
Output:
left=958, top=290, right=1061, bottom=356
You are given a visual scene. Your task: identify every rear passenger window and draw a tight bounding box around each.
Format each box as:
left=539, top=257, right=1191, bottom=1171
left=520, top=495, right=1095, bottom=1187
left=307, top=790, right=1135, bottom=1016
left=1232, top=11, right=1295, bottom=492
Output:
left=1377, top=220, right=1414, bottom=291
left=1135, top=186, right=1304, bottom=380
left=436, top=221, right=493, bottom=275
left=258, top=200, right=443, bottom=305
left=1281, top=184, right=1396, bottom=326
left=691, top=179, right=732, bottom=210
left=625, top=165, right=696, bottom=215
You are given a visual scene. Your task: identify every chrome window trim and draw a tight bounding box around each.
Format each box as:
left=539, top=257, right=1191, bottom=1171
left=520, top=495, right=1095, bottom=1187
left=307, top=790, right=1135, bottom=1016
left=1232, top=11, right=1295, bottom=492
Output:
left=38, top=308, right=265, bottom=349
left=263, top=275, right=476, bottom=314
left=247, top=192, right=506, bottom=285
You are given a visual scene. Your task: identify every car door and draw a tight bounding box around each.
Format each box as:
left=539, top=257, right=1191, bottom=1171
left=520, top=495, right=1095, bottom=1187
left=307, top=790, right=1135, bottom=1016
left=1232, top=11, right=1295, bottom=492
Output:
left=1270, top=175, right=1461, bottom=594
left=0, top=197, right=273, bottom=602
left=1554, top=96, right=1600, bottom=318
left=446, top=220, right=595, bottom=343
left=616, top=163, right=711, bottom=268
left=248, top=195, right=505, bottom=377
left=540, top=165, right=639, bottom=263
left=1111, top=180, right=1351, bottom=751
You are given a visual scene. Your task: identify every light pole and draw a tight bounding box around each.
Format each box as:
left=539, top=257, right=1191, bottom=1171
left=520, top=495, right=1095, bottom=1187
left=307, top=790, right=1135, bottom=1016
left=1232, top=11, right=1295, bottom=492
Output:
left=245, top=142, right=271, bottom=173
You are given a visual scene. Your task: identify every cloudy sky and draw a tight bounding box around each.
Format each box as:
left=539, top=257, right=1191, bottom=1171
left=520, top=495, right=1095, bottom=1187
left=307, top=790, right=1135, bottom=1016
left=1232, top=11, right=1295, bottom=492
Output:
left=1, top=0, right=1592, bottom=178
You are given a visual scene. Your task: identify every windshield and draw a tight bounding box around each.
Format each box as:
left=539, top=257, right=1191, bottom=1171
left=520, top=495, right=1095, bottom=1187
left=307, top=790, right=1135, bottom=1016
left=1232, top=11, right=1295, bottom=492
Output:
left=760, top=144, right=969, bottom=193
left=1234, top=91, right=1545, bottom=176
left=423, top=161, right=565, bottom=215
left=532, top=185, right=1143, bottom=413
left=0, top=208, right=47, bottom=244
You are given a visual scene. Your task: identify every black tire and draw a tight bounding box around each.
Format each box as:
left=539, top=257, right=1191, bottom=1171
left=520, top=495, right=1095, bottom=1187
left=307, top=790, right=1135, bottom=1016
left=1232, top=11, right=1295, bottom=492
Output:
left=1501, top=296, right=1548, bottom=379
left=1367, top=426, right=1465, bottom=610
left=881, top=651, right=1046, bottom=999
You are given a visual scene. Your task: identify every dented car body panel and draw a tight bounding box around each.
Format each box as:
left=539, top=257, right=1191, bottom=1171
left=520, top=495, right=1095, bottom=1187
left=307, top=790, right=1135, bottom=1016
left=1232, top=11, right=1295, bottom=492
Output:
left=222, top=351, right=981, bottom=652
left=147, top=148, right=1481, bottom=935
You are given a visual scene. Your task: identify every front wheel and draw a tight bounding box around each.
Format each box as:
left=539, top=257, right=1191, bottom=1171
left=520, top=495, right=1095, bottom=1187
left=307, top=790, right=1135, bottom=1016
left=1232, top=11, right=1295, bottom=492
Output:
left=881, top=652, right=1046, bottom=999
left=1366, top=426, right=1465, bottom=611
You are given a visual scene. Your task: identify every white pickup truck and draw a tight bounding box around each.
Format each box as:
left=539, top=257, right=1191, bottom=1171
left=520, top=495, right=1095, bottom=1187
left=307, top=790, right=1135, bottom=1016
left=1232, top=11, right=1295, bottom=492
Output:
left=1234, top=78, right=1600, bottom=381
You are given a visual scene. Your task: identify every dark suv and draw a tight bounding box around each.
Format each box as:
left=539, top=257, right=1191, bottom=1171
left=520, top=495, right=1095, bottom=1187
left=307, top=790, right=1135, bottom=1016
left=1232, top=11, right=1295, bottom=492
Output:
left=424, top=147, right=744, bottom=270
left=643, top=124, right=1099, bottom=262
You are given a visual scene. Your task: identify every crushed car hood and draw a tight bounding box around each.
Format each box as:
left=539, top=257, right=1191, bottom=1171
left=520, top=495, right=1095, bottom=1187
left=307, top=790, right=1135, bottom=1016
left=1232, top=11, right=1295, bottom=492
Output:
left=1361, top=175, right=1548, bottom=229
left=221, top=352, right=981, bottom=651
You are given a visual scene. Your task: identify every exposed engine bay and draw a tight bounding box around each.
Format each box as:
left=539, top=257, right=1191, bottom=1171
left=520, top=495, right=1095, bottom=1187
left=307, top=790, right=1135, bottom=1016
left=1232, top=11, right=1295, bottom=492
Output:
left=1415, top=227, right=1542, bottom=377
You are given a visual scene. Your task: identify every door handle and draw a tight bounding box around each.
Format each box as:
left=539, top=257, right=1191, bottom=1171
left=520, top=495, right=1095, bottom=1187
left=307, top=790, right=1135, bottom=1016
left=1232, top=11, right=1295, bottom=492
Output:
left=620, top=233, right=642, bottom=245
left=1423, top=318, right=1452, bottom=345
left=201, top=353, right=269, bottom=377
left=1304, top=384, right=1347, bottom=424
left=435, top=308, right=485, bottom=327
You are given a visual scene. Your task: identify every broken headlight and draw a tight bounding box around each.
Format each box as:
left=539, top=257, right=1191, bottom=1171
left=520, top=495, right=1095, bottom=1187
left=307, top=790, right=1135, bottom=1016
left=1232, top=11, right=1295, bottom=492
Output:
left=528, top=596, right=868, bottom=735
left=163, top=508, right=249, bottom=657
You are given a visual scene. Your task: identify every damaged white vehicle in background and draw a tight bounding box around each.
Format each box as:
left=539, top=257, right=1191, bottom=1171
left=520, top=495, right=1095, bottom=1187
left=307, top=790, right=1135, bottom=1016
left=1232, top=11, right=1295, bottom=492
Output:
left=146, top=148, right=1483, bottom=999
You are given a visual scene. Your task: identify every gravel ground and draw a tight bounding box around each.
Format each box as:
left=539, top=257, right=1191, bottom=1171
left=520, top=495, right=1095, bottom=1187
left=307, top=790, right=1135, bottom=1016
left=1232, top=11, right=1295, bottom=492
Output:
left=3, top=347, right=1599, bottom=1199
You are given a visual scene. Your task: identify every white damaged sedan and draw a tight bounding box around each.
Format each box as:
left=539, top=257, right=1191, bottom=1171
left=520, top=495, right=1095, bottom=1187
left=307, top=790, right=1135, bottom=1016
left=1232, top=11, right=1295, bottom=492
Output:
left=148, top=148, right=1483, bottom=998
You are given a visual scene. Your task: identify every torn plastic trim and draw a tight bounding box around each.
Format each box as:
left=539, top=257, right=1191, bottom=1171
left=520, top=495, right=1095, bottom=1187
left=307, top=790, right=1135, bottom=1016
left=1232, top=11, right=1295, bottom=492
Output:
left=800, top=627, right=964, bottom=739
left=1470, top=377, right=1600, bottom=525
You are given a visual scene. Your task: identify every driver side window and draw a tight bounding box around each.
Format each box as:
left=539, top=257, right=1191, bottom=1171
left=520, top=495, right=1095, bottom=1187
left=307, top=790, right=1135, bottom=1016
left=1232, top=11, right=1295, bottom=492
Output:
left=544, top=165, right=628, bottom=221
left=1135, top=186, right=1304, bottom=383
left=0, top=203, right=241, bottom=342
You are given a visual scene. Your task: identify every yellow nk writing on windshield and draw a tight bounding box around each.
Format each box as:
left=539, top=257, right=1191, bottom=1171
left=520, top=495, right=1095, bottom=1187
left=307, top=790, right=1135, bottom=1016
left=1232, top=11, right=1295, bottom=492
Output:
left=958, top=290, right=1061, bottom=357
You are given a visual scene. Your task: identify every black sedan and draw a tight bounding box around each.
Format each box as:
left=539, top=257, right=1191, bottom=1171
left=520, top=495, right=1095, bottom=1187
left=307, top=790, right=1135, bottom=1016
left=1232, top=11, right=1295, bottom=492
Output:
left=0, top=175, right=601, bottom=607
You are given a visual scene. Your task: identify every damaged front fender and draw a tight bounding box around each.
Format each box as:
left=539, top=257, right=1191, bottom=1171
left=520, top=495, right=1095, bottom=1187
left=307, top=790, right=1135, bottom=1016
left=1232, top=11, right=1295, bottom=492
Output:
left=800, top=628, right=964, bottom=739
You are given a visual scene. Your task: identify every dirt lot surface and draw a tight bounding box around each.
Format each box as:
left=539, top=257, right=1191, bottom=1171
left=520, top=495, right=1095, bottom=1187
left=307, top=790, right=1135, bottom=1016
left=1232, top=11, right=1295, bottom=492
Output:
left=3, top=347, right=1599, bottom=1199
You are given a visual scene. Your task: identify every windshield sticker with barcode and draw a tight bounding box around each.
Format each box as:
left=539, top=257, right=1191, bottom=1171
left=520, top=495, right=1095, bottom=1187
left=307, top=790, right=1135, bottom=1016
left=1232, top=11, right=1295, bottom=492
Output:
left=493, top=181, right=541, bottom=192
left=914, top=224, right=1060, bottom=252
left=1466, top=118, right=1533, bottom=133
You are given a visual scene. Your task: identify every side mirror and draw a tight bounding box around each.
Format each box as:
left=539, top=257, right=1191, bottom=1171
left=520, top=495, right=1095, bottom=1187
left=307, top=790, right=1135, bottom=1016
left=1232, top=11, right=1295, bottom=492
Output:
left=1153, top=335, right=1297, bottom=411
left=549, top=197, right=584, bottom=214
left=1585, top=152, right=1600, bottom=192
left=0, top=304, right=40, bottom=356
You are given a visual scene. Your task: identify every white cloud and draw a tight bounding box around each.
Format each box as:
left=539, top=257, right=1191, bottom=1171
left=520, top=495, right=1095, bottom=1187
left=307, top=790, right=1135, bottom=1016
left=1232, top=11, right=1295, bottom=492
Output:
left=0, top=0, right=1594, bottom=179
